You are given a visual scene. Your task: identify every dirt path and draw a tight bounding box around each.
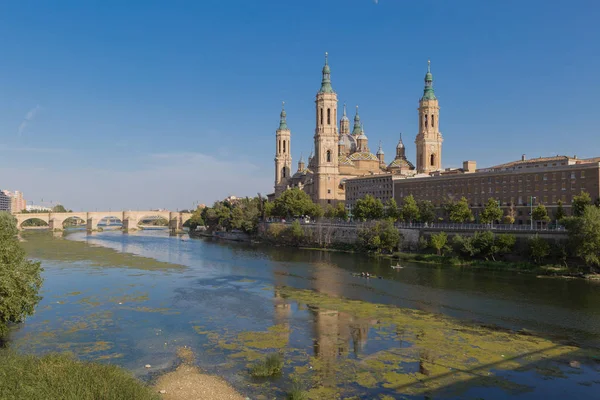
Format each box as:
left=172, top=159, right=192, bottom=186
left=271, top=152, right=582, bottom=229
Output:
left=153, top=347, right=246, bottom=400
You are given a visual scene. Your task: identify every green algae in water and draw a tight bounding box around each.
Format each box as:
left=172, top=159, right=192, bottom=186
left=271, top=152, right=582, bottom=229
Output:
left=20, top=231, right=186, bottom=271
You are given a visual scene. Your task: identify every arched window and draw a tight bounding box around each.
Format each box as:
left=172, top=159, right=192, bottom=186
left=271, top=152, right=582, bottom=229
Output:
left=326, top=150, right=331, bottom=162
left=431, top=114, right=435, bottom=127
left=327, top=108, right=331, bottom=125
left=283, top=141, right=286, bottom=153
left=278, top=140, right=281, bottom=154
left=282, top=167, right=286, bottom=178
left=430, top=153, right=435, bottom=166
left=320, top=108, right=323, bottom=125
left=424, top=114, right=428, bottom=127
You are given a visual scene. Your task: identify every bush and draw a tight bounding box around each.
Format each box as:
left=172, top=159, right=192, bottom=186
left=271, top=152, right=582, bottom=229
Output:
left=429, top=232, right=448, bottom=255
left=286, top=380, right=308, bottom=400
left=248, top=353, right=283, bottom=378
left=0, top=351, right=159, bottom=400
left=0, top=212, right=44, bottom=338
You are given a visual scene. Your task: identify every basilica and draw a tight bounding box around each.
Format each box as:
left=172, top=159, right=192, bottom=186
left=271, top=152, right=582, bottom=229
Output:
left=270, top=54, right=443, bottom=206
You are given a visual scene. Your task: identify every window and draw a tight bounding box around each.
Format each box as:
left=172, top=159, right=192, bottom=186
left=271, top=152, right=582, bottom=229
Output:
left=320, top=108, right=323, bottom=125
left=326, top=150, right=331, bottom=163
left=571, top=172, right=576, bottom=179
left=424, top=114, right=428, bottom=127
left=327, top=108, right=331, bottom=125
left=581, top=171, right=586, bottom=178
left=282, top=167, right=286, bottom=178
left=278, top=140, right=281, bottom=154
left=543, top=174, right=547, bottom=181
left=327, top=189, right=331, bottom=194
left=431, top=114, right=435, bottom=127
left=562, top=182, right=566, bottom=190
left=283, top=141, right=286, bottom=153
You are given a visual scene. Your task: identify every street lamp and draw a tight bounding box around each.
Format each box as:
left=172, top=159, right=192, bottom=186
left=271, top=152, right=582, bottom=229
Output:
left=530, top=196, right=536, bottom=229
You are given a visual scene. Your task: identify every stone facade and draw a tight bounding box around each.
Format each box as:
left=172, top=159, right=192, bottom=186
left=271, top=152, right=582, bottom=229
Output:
left=270, top=54, right=432, bottom=205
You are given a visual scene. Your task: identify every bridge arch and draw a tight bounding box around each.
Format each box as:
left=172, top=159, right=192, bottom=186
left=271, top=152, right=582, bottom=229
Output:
left=19, top=216, right=50, bottom=229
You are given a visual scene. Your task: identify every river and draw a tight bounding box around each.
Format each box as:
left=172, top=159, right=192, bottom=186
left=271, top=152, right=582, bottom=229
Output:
left=9, top=229, right=600, bottom=399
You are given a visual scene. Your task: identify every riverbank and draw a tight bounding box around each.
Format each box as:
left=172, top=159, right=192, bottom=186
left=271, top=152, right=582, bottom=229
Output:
left=0, top=348, right=246, bottom=400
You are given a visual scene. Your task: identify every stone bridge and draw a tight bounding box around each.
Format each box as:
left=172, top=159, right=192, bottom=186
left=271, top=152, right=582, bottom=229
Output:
left=14, top=211, right=193, bottom=233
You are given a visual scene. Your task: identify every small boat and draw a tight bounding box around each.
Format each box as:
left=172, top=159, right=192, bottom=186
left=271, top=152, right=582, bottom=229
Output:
left=391, top=264, right=403, bottom=269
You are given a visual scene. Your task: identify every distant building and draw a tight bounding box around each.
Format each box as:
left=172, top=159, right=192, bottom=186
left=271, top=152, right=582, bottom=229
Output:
left=26, top=204, right=52, bottom=212
left=1, top=190, right=26, bottom=214
left=345, top=155, right=600, bottom=225
left=0, top=191, right=11, bottom=212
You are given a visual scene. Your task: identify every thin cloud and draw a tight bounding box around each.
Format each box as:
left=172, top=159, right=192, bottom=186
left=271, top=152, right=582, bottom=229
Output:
left=17, top=105, right=42, bottom=136
left=0, top=144, right=68, bottom=154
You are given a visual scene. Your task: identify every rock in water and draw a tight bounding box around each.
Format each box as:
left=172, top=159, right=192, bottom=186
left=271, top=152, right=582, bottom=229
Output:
left=145, top=364, right=151, bottom=369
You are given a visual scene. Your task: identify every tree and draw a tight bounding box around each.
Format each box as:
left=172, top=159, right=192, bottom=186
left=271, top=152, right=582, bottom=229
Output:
left=334, top=202, right=348, bottom=220
left=528, top=234, right=550, bottom=265
left=532, top=204, right=551, bottom=224
left=446, top=197, right=474, bottom=223
left=429, top=232, right=448, bottom=255
left=401, top=195, right=420, bottom=223
left=0, top=212, right=44, bottom=338
left=354, top=195, right=384, bottom=221
left=52, top=204, right=69, bottom=213
left=417, top=200, right=436, bottom=223
left=384, top=198, right=400, bottom=221
left=563, top=205, right=600, bottom=267
left=187, top=208, right=205, bottom=230
left=324, top=205, right=336, bottom=219
left=572, top=191, right=592, bottom=217
left=357, top=220, right=400, bottom=253
left=555, top=200, right=566, bottom=221
left=272, top=188, right=318, bottom=218
left=480, top=198, right=503, bottom=224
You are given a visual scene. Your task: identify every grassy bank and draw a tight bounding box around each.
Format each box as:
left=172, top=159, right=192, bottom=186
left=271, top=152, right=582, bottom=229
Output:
left=393, top=252, right=572, bottom=275
left=0, top=351, right=159, bottom=400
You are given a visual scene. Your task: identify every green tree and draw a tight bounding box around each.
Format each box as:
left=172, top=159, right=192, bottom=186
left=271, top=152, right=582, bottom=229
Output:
left=324, top=205, right=336, bottom=219
left=528, top=234, right=550, bottom=265
left=272, top=188, right=318, bottom=218
left=384, top=198, right=400, bottom=221
left=357, top=220, right=400, bottom=253
left=187, top=208, right=205, bottom=231
left=480, top=198, right=503, bottom=224
left=563, top=205, right=600, bottom=267
left=446, top=197, right=474, bottom=223
left=354, top=195, right=384, bottom=221
left=401, top=195, right=420, bottom=223
left=334, top=202, right=348, bottom=220
left=0, top=212, right=44, bottom=338
left=429, top=232, right=448, bottom=255
left=52, top=204, right=69, bottom=213
left=555, top=200, right=566, bottom=221
left=417, top=200, right=436, bottom=223
left=572, top=191, right=592, bottom=217
left=532, top=204, right=551, bottom=224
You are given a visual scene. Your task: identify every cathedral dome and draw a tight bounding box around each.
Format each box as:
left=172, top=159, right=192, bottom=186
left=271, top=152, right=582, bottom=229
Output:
left=338, top=155, right=355, bottom=166
left=338, top=134, right=357, bottom=153
left=388, top=158, right=415, bottom=170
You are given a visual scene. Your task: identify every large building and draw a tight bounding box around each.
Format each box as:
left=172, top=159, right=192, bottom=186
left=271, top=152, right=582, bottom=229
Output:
left=270, top=53, right=433, bottom=205
left=346, top=156, right=600, bottom=224
left=0, top=191, right=11, bottom=212
left=0, top=190, right=26, bottom=214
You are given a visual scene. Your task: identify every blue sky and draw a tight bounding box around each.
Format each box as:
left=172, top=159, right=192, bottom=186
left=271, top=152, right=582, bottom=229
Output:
left=1, top=0, right=598, bottom=210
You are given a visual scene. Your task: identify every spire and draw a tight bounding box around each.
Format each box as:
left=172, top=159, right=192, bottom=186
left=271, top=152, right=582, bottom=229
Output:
left=352, top=105, right=361, bottom=135
left=278, top=101, right=288, bottom=130
left=397, top=132, right=405, bottom=148
left=422, top=59, right=436, bottom=101
left=376, top=140, right=384, bottom=155
left=318, top=52, right=334, bottom=94
left=341, top=103, right=348, bottom=120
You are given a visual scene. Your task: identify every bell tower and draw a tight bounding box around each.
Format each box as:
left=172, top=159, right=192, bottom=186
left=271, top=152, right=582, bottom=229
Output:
left=274, top=101, right=292, bottom=195
left=314, top=52, right=339, bottom=205
left=415, top=60, right=442, bottom=174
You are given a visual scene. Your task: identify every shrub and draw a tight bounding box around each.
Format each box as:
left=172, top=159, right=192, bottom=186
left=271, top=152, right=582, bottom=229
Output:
left=248, top=353, right=283, bottom=378
left=358, top=220, right=400, bottom=253
left=286, top=380, right=308, bottom=400
left=0, top=212, right=44, bottom=338
left=429, top=232, right=448, bottom=255
left=0, top=351, right=159, bottom=400
left=417, top=235, right=429, bottom=252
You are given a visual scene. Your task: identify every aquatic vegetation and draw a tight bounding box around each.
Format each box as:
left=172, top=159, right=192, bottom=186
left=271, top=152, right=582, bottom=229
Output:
left=248, top=352, right=284, bottom=378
